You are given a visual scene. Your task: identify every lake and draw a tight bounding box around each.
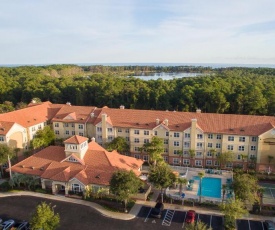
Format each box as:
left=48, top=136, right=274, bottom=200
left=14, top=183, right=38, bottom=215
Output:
left=128, top=72, right=206, bottom=80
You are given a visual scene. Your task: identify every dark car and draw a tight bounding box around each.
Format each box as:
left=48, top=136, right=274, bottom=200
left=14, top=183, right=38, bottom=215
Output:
left=0, top=219, right=15, bottom=230
left=264, top=220, right=275, bottom=230
left=13, top=221, right=30, bottom=230
left=151, top=202, right=164, bottom=218
left=185, top=210, right=196, bottom=224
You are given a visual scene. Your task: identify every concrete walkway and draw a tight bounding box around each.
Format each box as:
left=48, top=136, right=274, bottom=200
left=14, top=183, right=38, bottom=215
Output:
left=0, top=190, right=274, bottom=222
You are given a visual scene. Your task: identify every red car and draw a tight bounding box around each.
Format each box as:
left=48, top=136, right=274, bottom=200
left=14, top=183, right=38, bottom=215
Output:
left=185, top=210, right=196, bottom=224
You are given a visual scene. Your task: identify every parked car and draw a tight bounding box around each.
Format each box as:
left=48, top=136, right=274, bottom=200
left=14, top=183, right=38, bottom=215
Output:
left=185, top=210, right=196, bottom=224
left=0, top=219, right=2, bottom=224
left=0, top=219, right=15, bottom=230
left=13, top=221, right=30, bottom=230
left=151, top=201, right=164, bottom=218
left=264, top=220, right=275, bottom=230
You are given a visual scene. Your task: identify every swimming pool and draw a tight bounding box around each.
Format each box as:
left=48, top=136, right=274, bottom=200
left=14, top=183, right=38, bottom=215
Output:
left=193, top=176, right=221, bottom=198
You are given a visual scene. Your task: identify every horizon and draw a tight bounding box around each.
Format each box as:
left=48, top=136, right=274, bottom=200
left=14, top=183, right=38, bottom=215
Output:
left=1, top=0, right=275, bottom=65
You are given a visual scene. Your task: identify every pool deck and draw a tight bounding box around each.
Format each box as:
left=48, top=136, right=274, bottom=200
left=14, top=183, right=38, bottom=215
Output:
left=166, top=167, right=233, bottom=204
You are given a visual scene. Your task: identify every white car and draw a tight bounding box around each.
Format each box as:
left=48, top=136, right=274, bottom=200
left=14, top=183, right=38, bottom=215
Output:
left=0, top=219, right=15, bottom=230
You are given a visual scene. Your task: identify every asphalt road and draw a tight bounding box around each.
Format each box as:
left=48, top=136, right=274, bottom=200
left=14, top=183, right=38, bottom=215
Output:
left=0, top=196, right=267, bottom=230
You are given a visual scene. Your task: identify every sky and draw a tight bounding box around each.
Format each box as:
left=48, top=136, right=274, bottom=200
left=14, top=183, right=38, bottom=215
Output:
left=0, top=0, right=275, bottom=65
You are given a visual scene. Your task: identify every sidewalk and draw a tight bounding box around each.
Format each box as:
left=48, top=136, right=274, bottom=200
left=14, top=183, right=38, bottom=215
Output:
left=0, top=190, right=275, bottom=222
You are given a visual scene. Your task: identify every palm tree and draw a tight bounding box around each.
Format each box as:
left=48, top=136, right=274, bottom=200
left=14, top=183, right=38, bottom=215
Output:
left=240, top=154, right=248, bottom=171
left=177, top=177, right=188, bottom=195
left=188, top=149, right=195, bottom=167
left=198, top=171, right=205, bottom=203
left=222, top=184, right=228, bottom=203
left=177, top=150, right=183, bottom=167
left=185, top=220, right=212, bottom=230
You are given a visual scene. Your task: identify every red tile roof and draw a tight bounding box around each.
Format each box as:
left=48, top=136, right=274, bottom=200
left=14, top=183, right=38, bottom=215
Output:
left=64, top=135, right=88, bottom=144
left=0, top=121, right=16, bottom=135
left=11, top=139, right=143, bottom=186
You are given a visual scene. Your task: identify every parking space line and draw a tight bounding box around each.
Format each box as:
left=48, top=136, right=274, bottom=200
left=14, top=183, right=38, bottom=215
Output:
left=162, top=209, right=175, bottom=226
left=261, top=221, right=264, bottom=230
left=248, top=220, right=251, bottom=230
left=210, top=215, right=212, bottom=228
left=182, top=212, right=187, bottom=229
left=144, top=208, right=152, bottom=222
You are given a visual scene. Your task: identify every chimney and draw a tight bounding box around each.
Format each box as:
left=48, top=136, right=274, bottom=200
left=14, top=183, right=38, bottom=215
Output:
left=119, top=105, right=125, bottom=109
left=66, top=102, right=71, bottom=106
left=156, top=118, right=160, bottom=125
left=164, top=119, right=168, bottom=126
left=196, top=108, right=201, bottom=113
left=91, top=137, right=95, bottom=142
left=90, top=112, right=95, bottom=118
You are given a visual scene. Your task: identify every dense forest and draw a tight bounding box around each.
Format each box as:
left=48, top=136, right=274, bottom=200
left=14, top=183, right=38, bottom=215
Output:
left=1, top=64, right=275, bottom=115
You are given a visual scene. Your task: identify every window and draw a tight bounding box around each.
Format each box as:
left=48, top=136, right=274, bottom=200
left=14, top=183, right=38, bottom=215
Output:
left=195, top=160, right=202, bottom=166
left=72, top=131, right=75, bottom=135
left=134, top=130, right=139, bottom=135
left=184, top=142, right=190, bottom=148
left=237, top=155, right=241, bottom=160
left=65, top=130, right=69, bottom=135
left=207, top=151, right=212, bottom=157
left=164, top=148, right=168, bottom=153
left=64, top=123, right=69, bottom=127
left=71, top=124, right=75, bottom=127
left=174, top=132, right=180, bottom=138
left=173, top=158, right=180, bottom=165
left=134, top=154, right=140, bottom=159
left=184, top=151, right=189, bottom=155
left=71, top=184, right=82, bottom=193
left=216, top=143, right=221, bottom=148
left=227, top=145, right=233, bottom=151
left=38, top=124, right=42, bottom=129
left=173, top=150, right=179, bottom=155
left=185, top=133, right=190, bottom=138
left=79, top=132, right=84, bottom=136
left=226, top=162, right=233, bottom=168
left=216, top=134, right=222, bottom=139
left=208, top=134, right=213, bottom=139
left=183, top=159, right=190, bottom=165
left=251, top=146, right=256, bottom=151
left=107, top=128, right=113, bottom=133
left=54, top=123, right=59, bottom=127
left=166, top=132, right=169, bottom=137
left=239, top=136, right=245, bottom=142
left=125, top=137, right=130, bottom=141
left=206, top=160, right=212, bottom=166
left=144, top=139, right=149, bottom=144
left=238, top=146, right=245, bottom=151
left=143, top=155, right=149, bottom=162
left=197, top=134, right=203, bottom=139
left=108, top=136, right=113, bottom=141
left=228, top=136, right=234, bottom=141
left=118, top=128, right=122, bottom=133
left=208, top=143, right=213, bottom=148
left=154, top=131, right=158, bottom=136
left=78, top=124, right=84, bottom=129
left=68, top=156, right=78, bottom=162
left=252, top=136, right=257, bottom=142
left=125, top=129, right=129, bottom=133
left=197, top=142, right=203, bottom=149
left=97, top=135, right=102, bottom=140
left=174, top=141, right=180, bottom=146
left=0, top=136, right=4, bottom=141
left=163, top=156, right=168, bottom=162
left=134, top=138, right=139, bottom=143
left=214, top=161, right=220, bottom=166
left=32, top=127, right=35, bottom=131
left=144, top=130, right=149, bottom=135
left=164, top=139, right=169, bottom=144
left=250, top=154, right=256, bottom=159
left=55, top=130, right=59, bottom=135
left=134, top=147, right=140, bottom=152
left=196, top=151, right=202, bottom=157
left=97, top=127, right=102, bottom=132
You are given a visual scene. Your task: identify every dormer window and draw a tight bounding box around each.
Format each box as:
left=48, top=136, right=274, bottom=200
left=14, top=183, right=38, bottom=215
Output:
left=68, top=156, right=78, bottom=162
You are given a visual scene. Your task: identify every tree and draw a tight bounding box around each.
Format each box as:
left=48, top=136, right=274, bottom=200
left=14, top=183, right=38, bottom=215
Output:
left=143, top=136, right=164, bottom=167
left=109, top=170, right=142, bottom=212
left=185, top=220, right=212, bottom=230
left=232, top=173, right=259, bottom=205
left=0, top=144, right=15, bottom=176
left=268, top=155, right=274, bottom=165
left=30, top=202, right=60, bottom=230
left=148, top=163, right=177, bottom=202
left=30, top=126, right=55, bottom=150
left=219, top=199, right=247, bottom=230
left=222, top=184, right=228, bottom=203
left=240, top=154, right=248, bottom=171
left=216, top=151, right=234, bottom=169
left=198, top=171, right=205, bottom=203
left=177, top=177, right=188, bottom=195
left=106, top=137, right=130, bottom=154
left=188, top=149, right=195, bottom=167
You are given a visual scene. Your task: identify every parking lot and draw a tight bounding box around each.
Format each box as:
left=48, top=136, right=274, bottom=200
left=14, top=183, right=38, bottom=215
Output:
left=137, top=206, right=223, bottom=230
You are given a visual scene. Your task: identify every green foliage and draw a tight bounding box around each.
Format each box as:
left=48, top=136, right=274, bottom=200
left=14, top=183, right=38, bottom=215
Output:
left=30, top=126, right=55, bottom=149
left=185, top=220, right=212, bottom=230
left=109, top=170, right=142, bottom=211
left=219, top=198, right=247, bottom=229
left=216, top=151, right=234, bottom=169
left=148, top=163, right=177, bottom=192
left=0, top=101, right=15, bottom=113
left=106, top=136, right=130, bottom=154
left=0, top=144, right=15, bottom=165
left=198, top=171, right=205, bottom=203
left=142, top=136, right=164, bottom=166
left=232, top=173, right=259, bottom=204
left=30, top=202, right=60, bottom=230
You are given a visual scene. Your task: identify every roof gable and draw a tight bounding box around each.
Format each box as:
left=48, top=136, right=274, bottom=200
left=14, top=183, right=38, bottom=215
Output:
left=64, top=112, right=77, bottom=120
